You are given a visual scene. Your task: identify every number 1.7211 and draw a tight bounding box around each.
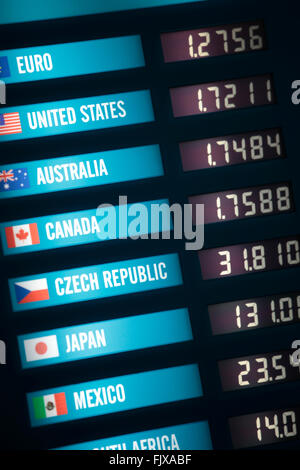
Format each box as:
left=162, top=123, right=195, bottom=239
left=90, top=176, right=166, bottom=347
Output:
left=170, top=75, right=274, bottom=117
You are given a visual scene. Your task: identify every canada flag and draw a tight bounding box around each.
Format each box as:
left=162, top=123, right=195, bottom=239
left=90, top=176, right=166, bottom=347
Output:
left=5, top=223, right=40, bottom=248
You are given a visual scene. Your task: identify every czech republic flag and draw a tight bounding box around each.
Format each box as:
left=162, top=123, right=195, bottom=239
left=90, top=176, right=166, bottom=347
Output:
left=14, top=278, right=49, bottom=304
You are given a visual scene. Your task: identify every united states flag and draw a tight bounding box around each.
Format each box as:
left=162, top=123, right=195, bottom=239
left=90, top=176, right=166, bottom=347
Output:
left=0, top=112, right=22, bottom=135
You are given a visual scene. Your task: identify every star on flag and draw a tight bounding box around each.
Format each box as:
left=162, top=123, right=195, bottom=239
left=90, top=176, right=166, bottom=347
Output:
left=0, top=168, right=30, bottom=192
left=0, top=56, right=10, bottom=78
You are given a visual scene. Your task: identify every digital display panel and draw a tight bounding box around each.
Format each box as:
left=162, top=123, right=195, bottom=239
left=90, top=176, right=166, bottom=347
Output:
left=189, top=183, right=293, bottom=224
left=161, top=21, right=266, bottom=63
left=199, top=235, right=300, bottom=280
left=0, top=199, right=171, bottom=255
left=170, top=75, right=275, bottom=117
left=0, top=90, right=154, bottom=142
left=0, top=0, right=207, bottom=25
left=1, top=0, right=300, bottom=453
left=27, top=364, right=202, bottom=427
left=0, top=145, right=163, bottom=199
left=180, top=128, right=284, bottom=171
left=219, top=350, right=300, bottom=391
left=57, top=421, right=213, bottom=450
left=209, top=292, right=300, bottom=335
left=9, top=254, right=182, bottom=312
left=18, top=308, right=192, bottom=369
left=0, top=36, right=145, bottom=84
left=229, top=407, right=300, bottom=449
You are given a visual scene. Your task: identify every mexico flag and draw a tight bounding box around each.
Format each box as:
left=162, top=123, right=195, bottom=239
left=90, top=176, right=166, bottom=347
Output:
left=24, top=335, right=59, bottom=363
left=33, top=392, right=68, bottom=419
left=5, top=223, right=40, bottom=248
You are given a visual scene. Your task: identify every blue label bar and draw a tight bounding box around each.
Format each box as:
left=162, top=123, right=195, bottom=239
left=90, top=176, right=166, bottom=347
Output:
left=57, top=421, right=212, bottom=450
left=0, top=145, right=163, bottom=199
left=0, top=90, right=154, bottom=142
left=0, top=36, right=144, bottom=84
left=18, top=308, right=192, bottom=369
left=0, top=1, right=206, bottom=25
left=0, top=199, right=171, bottom=255
left=27, top=364, right=202, bottom=427
left=9, top=253, right=183, bottom=312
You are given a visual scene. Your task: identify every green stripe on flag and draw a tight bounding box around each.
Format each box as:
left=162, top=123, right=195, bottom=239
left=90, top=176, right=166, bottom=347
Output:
left=33, top=396, right=46, bottom=419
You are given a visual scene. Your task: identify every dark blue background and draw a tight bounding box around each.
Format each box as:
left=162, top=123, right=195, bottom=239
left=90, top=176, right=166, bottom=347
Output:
left=0, top=0, right=300, bottom=450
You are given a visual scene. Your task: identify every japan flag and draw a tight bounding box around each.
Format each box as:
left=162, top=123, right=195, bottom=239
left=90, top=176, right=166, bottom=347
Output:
left=24, top=335, right=59, bottom=362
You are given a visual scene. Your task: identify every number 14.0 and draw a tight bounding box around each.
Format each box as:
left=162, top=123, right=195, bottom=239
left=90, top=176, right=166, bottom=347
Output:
left=256, top=412, right=297, bottom=442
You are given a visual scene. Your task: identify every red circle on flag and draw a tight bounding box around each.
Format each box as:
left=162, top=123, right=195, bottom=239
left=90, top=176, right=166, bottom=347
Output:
left=35, top=342, right=48, bottom=355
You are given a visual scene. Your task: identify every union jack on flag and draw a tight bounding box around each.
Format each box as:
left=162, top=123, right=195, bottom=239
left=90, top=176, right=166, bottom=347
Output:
left=0, top=112, right=22, bottom=135
left=0, top=169, right=15, bottom=183
left=0, top=168, right=30, bottom=192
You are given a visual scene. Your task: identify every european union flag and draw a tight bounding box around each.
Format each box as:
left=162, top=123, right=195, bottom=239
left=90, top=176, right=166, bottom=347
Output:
left=0, top=168, right=30, bottom=192
left=0, top=57, right=10, bottom=78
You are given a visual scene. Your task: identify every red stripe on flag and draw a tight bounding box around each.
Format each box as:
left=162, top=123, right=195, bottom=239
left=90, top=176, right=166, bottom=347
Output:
left=18, top=289, right=50, bottom=304
left=0, top=127, right=22, bottom=131
left=0, top=126, right=22, bottom=130
left=0, top=130, right=22, bottom=135
left=0, top=113, right=22, bottom=135
left=29, top=223, right=40, bottom=245
left=55, top=393, right=68, bottom=416
left=5, top=226, right=16, bottom=249
left=0, top=129, right=22, bottom=134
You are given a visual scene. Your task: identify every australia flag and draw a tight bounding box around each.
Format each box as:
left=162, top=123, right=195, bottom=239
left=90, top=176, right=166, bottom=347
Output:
left=0, top=57, right=11, bottom=78
left=0, top=168, right=30, bottom=192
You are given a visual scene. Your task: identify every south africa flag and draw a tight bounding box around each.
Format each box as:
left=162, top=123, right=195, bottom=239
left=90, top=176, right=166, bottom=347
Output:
left=33, top=392, right=68, bottom=419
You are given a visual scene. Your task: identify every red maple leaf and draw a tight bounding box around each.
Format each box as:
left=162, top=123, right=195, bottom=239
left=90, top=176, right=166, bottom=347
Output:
left=16, top=229, right=29, bottom=241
